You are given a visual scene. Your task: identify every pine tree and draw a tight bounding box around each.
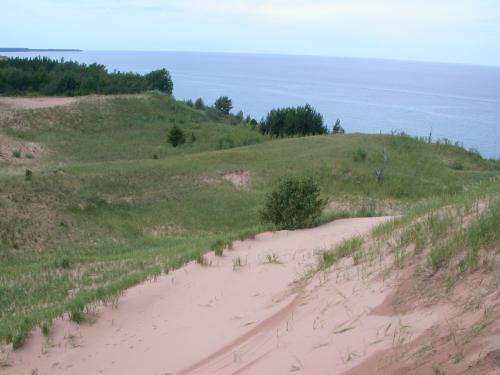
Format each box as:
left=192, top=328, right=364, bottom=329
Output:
left=168, top=125, right=186, bottom=147
left=332, top=119, right=345, bottom=134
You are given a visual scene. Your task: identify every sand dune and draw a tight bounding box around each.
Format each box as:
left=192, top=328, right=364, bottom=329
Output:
left=2, top=217, right=461, bottom=374
left=0, top=97, right=78, bottom=110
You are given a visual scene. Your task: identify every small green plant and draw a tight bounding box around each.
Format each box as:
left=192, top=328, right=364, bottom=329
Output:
left=55, top=256, right=71, bottom=269
left=261, top=176, right=325, bottom=229
left=167, top=125, right=186, bottom=147
left=153, top=154, right=159, bottom=160
left=195, top=253, right=209, bottom=266
left=449, top=160, right=464, bottom=170
left=12, top=329, right=29, bottom=350
left=12, top=150, right=21, bottom=158
left=351, top=251, right=363, bottom=265
left=214, top=248, right=224, bottom=256
left=264, top=253, right=281, bottom=264
left=320, top=236, right=364, bottom=269
left=189, top=132, right=196, bottom=143
left=25, top=153, right=34, bottom=159
left=25, top=169, right=33, bottom=181
left=41, top=321, right=51, bottom=336
left=69, top=308, right=85, bottom=324
left=232, top=256, right=245, bottom=270
left=353, top=148, right=367, bottom=162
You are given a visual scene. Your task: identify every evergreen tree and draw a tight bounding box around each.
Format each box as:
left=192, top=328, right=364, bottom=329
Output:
left=168, top=126, right=186, bottom=147
left=214, top=96, right=233, bottom=115
left=332, top=119, right=345, bottom=134
left=194, top=98, right=205, bottom=110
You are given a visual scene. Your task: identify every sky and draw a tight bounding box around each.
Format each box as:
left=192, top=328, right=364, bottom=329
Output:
left=2, top=0, right=500, bottom=66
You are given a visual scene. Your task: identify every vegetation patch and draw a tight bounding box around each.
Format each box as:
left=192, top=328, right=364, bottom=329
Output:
left=0, top=57, right=173, bottom=96
left=261, top=176, right=326, bottom=229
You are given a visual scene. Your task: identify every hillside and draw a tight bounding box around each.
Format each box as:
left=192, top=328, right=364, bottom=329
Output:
left=0, top=94, right=499, bottom=366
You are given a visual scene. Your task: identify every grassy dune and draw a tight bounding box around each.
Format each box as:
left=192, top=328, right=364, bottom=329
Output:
left=1, top=93, right=499, bottom=346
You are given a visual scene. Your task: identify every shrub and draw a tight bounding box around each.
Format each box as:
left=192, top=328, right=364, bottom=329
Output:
left=449, top=160, right=464, bottom=170
left=25, top=169, right=32, bottom=181
left=41, top=321, right=51, bottom=336
left=214, top=96, right=233, bottom=115
left=12, top=150, right=21, bottom=158
left=261, top=177, right=325, bottom=229
left=70, top=309, right=85, bottom=323
left=55, top=256, right=71, bottom=269
left=353, top=148, right=367, bottom=162
left=260, top=104, right=327, bottom=137
left=12, top=329, right=29, bottom=350
left=168, top=125, right=186, bottom=147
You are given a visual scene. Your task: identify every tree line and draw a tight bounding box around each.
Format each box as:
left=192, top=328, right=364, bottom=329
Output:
left=0, top=57, right=173, bottom=96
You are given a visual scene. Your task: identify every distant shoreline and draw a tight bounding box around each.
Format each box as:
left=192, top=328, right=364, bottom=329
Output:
left=0, top=48, right=82, bottom=52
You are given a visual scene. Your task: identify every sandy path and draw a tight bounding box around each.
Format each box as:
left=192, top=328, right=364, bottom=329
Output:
left=0, top=97, right=78, bottom=110
left=2, top=217, right=452, bottom=375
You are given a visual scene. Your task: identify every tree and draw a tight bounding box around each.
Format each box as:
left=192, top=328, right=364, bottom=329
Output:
left=260, top=104, right=327, bottom=137
left=332, top=119, right=345, bottom=134
left=189, top=132, right=196, bottom=143
left=145, top=68, right=174, bottom=94
left=260, top=177, right=325, bottom=229
left=168, top=125, right=186, bottom=147
left=214, top=96, right=233, bottom=115
left=0, top=57, right=174, bottom=96
left=194, top=98, right=205, bottom=110
left=235, top=110, right=244, bottom=122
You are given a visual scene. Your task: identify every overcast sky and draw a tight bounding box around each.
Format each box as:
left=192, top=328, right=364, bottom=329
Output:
left=2, top=0, right=500, bottom=65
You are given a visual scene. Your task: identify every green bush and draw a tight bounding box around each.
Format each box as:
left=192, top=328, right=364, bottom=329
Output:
left=449, top=160, right=464, bottom=170
left=12, top=329, right=28, bottom=349
left=353, top=148, right=367, bottom=162
left=12, top=150, right=21, bottom=158
left=55, top=256, right=71, bottom=269
left=168, top=125, right=186, bottom=147
left=24, top=169, right=33, bottom=181
left=261, top=177, right=325, bottom=229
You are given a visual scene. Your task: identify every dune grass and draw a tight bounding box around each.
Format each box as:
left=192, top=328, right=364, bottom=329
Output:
left=0, top=93, right=499, bottom=346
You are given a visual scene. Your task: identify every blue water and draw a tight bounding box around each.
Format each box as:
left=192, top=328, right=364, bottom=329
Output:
left=4, top=51, right=500, bottom=158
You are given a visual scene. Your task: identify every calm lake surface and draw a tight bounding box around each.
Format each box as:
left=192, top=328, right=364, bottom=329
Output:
left=4, top=51, right=500, bottom=158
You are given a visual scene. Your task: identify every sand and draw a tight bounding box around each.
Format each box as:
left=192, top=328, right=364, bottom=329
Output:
left=0, top=97, right=78, bottom=110
left=2, top=217, right=457, bottom=374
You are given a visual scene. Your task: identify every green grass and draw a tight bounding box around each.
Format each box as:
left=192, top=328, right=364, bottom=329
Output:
left=0, top=93, right=499, bottom=346
left=320, top=236, right=364, bottom=269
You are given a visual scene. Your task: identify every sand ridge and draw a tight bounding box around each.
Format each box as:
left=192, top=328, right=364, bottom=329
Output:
left=2, top=217, right=458, bottom=374
left=0, top=97, right=79, bottom=110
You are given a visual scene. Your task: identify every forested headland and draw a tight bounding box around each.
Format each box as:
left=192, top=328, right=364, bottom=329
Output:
left=0, top=57, right=173, bottom=96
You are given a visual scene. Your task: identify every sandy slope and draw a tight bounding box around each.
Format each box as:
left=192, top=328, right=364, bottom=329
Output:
left=0, top=97, right=78, bottom=110
left=2, top=217, right=456, bottom=374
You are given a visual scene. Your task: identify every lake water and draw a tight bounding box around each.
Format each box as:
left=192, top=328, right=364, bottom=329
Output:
left=3, top=51, right=500, bottom=158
